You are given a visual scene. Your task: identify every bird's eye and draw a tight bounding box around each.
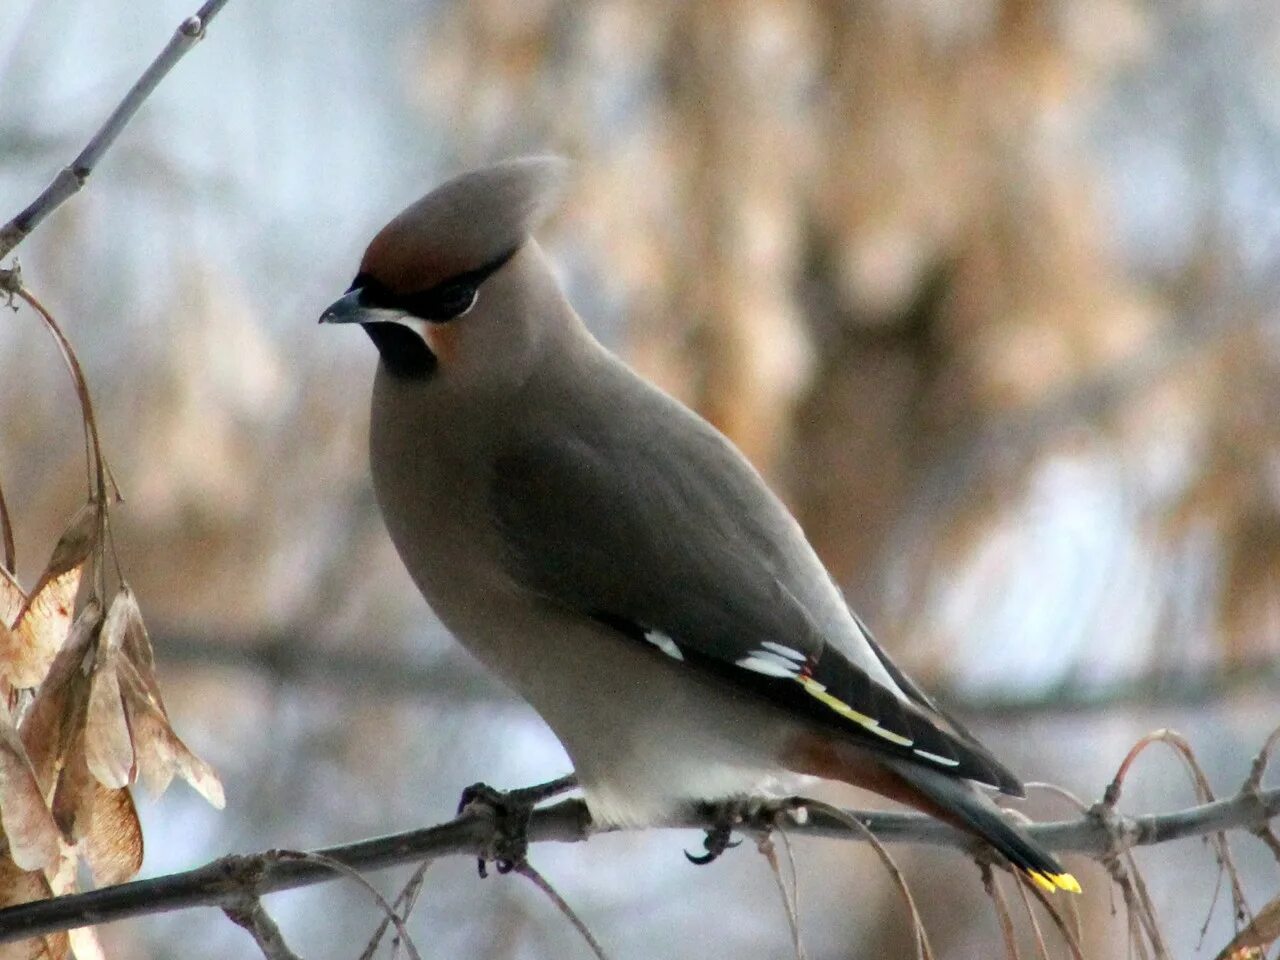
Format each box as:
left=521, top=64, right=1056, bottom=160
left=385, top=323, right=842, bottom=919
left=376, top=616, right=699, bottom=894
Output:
left=431, top=282, right=478, bottom=321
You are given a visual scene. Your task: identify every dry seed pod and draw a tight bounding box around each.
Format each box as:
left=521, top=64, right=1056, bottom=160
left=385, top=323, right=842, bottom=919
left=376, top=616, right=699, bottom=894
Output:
left=118, top=659, right=224, bottom=808
left=115, top=585, right=164, bottom=712
left=20, top=599, right=102, bottom=798
left=80, top=780, right=142, bottom=886
left=0, top=716, right=60, bottom=872
left=4, top=503, right=99, bottom=689
left=0, top=568, right=23, bottom=626
left=83, top=591, right=136, bottom=790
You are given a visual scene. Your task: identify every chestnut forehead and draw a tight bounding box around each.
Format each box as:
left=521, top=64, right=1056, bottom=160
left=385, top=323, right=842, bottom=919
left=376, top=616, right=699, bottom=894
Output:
left=359, top=223, right=474, bottom=294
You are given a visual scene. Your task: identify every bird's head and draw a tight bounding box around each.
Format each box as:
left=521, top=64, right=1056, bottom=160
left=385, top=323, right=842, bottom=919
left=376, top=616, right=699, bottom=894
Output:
left=320, top=156, right=569, bottom=382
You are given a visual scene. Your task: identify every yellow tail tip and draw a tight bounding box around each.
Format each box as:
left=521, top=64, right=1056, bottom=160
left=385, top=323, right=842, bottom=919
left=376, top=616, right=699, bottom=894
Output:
left=1027, top=870, right=1082, bottom=894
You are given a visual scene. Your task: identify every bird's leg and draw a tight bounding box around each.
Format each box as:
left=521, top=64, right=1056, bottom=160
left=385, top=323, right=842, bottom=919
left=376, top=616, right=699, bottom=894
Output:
left=456, top=773, right=579, bottom=877
left=685, top=795, right=811, bottom=866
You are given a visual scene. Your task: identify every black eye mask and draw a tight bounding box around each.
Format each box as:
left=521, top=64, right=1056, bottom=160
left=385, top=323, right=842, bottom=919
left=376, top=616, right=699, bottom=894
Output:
left=350, top=245, right=518, bottom=323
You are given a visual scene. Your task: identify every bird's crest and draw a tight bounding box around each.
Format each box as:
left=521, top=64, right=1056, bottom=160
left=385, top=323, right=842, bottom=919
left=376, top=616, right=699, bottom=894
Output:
left=359, top=156, right=568, bottom=294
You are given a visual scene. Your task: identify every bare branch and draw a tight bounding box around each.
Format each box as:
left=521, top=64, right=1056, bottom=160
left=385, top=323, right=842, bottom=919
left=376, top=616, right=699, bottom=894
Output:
left=223, top=896, right=303, bottom=960
left=0, top=0, right=234, bottom=264
left=3, top=781, right=1279, bottom=947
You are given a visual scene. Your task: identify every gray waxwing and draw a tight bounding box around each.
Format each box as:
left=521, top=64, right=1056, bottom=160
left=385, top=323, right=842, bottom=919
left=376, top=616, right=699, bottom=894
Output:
left=320, top=157, right=1079, bottom=894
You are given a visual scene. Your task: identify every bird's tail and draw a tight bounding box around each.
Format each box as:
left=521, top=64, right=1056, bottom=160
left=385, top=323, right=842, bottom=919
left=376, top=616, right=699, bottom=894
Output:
left=882, top=758, right=1080, bottom=894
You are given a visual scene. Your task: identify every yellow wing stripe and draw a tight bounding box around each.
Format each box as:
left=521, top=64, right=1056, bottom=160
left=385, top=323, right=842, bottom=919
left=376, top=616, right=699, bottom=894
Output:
left=794, top=669, right=1080, bottom=895
left=797, top=677, right=914, bottom=747
left=1027, top=870, right=1082, bottom=894
left=796, top=672, right=1081, bottom=896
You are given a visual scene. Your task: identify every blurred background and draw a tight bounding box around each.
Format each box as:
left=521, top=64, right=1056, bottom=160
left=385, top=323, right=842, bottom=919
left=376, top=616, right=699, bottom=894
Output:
left=2, top=0, right=1280, bottom=956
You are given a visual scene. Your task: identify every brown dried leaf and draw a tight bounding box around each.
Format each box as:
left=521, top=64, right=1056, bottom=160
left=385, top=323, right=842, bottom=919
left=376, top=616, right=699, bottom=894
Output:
left=23, top=503, right=97, bottom=605
left=0, top=717, right=59, bottom=872
left=0, top=571, right=28, bottom=719
left=0, top=856, right=69, bottom=960
left=50, top=734, right=94, bottom=843
left=82, top=781, right=142, bottom=886
left=84, top=665, right=131, bottom=791
left=83, top=592, right=135, bottom=790
left=0, top=625, right=17, bottom=723
left=0, top=567, right=25, bottom=627
left=115, top=585, right=165, bottom=713
left=4, top=568, right=82, bottom=689
left=20, top=601, right=101, bottom=798
left=120, top=661, right=224, bottom=808
left=126, top=693, right=173, bottom=796
left=1215, top=895, right=1280, bottom=959
left=3, top=504, right=98, bottom=691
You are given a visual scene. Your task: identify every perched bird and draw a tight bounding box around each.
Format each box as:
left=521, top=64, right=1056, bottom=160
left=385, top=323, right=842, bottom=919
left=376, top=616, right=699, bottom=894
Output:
left=320, top=157, right=1078, bottom=893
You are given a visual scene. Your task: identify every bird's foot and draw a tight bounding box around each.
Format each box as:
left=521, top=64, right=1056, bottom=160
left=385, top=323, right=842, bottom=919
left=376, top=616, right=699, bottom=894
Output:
left=456, top=774, right=578, bottom=878
left=685, top=795, right=810, bottom=866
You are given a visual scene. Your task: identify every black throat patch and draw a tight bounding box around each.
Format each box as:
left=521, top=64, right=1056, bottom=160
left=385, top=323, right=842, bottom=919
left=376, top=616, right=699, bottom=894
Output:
left=362, top=322, right=437, bottom=380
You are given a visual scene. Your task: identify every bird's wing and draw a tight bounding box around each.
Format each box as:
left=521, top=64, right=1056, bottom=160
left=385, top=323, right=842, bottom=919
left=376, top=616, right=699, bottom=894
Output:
left=490, top=378, right=1020, bottom=792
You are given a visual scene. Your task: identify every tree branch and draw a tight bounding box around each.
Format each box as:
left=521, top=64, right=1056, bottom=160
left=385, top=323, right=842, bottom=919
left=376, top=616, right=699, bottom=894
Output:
left=223, top=895, right=303, bottom=960
left=1, top=785, right=1279, bottom=945
left=0, top=0, right=233, bottom=265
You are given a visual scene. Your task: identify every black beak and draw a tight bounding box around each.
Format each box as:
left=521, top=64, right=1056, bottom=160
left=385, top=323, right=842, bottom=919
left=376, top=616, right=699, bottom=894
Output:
left=318, top=288, right=368, bottom=324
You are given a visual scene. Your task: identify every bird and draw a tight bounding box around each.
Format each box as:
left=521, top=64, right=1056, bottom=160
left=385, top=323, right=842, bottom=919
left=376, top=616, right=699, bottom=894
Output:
left=319, top=156, right=1079, bottom=894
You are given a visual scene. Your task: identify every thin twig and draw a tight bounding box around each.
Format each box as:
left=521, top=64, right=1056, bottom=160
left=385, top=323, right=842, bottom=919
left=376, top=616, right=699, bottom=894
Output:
left=980, top=864, right=1021, bottom=960
left=1244, top=726, right=1280, bottom=867
left=0, top=0, right=234, bottom=263
left=1117, top=864, right=1152, bottom=960
left=12, top=287, right=109, bottom=504
left=223, top=896, right=303, bottom=960
left=1121, top=851, right=1169, bottom=960
left=272, top=851, right=420, bottom=960
left=778, top=829, right=804, bottom=958
left=1064, top=879, right=1084, bottom=951
left=514, top=862, right=610, bottom=960
left=1245, top=726, right=1280, bottom=794
left=1012, top=877, right=1052, bottom=960
left=801, top=800, right=935, bottom=960
left=357, top=860, right=432, bottom=960
left=1104, top=729, right=1250, bottom=937
left=1019, top=875, right=1086, bottom=960
left=758, top=833, right=806, bottom=960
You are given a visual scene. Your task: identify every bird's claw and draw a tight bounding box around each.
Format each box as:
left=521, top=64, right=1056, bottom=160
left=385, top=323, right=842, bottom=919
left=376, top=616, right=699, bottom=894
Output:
left=455, top=774, right=579, bottom=878
left=685, top=822, right=743, bottom=865
left=684, top=795, right=810, bottom=866
left=457, top=781, right=533, bottom=877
